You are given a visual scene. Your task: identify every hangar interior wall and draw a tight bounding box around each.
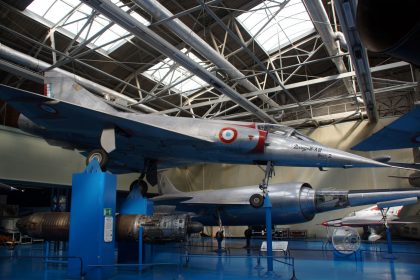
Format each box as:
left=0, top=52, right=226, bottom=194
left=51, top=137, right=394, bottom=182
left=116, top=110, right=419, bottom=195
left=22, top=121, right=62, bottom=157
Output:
left=0, top=125, right=138, bottom=190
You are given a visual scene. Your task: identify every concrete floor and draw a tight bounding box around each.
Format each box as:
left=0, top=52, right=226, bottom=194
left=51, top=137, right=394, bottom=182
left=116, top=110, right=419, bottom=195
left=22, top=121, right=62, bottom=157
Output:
left=1, top=238, right=420, bottom=279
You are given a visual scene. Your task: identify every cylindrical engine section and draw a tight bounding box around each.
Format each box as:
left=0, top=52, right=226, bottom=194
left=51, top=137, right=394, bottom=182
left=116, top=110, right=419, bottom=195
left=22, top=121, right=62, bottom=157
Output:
left=299, top=184, right=317, bottom=221
left=17, top=213, right=201, bottom=243
left=117, top=214, right=191, bottom=243
left=16, top=212, right=69, bottom=241
left=314, top=190, right=350, bottom=213
left=270, top=183, right=316, bottom=224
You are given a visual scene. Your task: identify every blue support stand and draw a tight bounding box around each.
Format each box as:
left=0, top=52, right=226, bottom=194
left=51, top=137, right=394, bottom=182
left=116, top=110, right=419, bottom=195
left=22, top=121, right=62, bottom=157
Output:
left=118, top=184, right=154, bottom=266
left=120, top=185, right=153, bottom=215
left=384, top=226, right=396, bottom=259
left=386, top=227, right=393, bottom=254
left=44, top=241, right=49, bottom=271
left=67, top=159, right=116, bottom=279
left=138, top=226, right=144, bottom=270
left=264, top=194, right=273, bottom=272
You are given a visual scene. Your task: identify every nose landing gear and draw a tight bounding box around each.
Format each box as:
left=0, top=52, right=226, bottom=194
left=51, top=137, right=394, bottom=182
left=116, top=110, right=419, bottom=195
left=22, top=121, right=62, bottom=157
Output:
left=249, top=161, right=274, bottom=208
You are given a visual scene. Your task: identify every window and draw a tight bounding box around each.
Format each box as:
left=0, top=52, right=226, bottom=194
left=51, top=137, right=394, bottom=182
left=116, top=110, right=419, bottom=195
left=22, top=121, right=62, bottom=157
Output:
left=25, top=0, right=150, bottom=54
left=237, top=0, right=315, bottom=53
left=143, top=48, right=209, bottom=96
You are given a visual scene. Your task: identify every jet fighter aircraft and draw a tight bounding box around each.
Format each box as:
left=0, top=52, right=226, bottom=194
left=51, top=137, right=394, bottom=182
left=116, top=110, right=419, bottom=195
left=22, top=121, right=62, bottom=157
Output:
left=321, top=206, right=403, bottom=241
left=0, top=77, right=390, bottom=194
left=152, top=174, right=420, bottom=228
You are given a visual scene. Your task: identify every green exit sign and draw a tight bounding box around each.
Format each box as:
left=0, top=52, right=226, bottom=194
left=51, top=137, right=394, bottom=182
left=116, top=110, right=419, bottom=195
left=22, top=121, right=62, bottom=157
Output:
left=103, top=208, right=112, bottom=216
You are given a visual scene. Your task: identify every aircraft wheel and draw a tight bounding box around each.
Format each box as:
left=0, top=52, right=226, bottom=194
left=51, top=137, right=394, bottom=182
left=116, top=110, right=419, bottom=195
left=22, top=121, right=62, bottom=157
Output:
left=249, top=193, right=264, bottom=208
left=244, top=228, right=252, bottom=238
left=86, top=149, right=108, bottom=170
left=130, top=179, right=148, bottom=196
left=361, top=226, right=370, bottom=240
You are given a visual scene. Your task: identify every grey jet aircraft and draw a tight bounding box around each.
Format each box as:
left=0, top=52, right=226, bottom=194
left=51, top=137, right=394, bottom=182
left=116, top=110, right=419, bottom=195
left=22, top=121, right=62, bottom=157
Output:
left=0, top=78, right=391, bottom=197
left=152, top=174, right=420, bottom=229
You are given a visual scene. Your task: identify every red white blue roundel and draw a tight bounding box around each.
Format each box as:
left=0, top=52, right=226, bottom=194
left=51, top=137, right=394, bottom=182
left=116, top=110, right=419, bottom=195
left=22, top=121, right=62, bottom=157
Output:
left=219, top=127, right=238, bottom=143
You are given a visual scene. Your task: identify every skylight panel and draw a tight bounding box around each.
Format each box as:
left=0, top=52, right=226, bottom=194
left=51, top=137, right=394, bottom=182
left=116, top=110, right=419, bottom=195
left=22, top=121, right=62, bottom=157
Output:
left=237, top=0, right=315, bottom=53
left=43, top=0, right=73, bottom=23
left=26, top=0, right=150, bottom=54
left=143, top=48, right=209, bottom=96
left=27, top=0, right=56, bottom=17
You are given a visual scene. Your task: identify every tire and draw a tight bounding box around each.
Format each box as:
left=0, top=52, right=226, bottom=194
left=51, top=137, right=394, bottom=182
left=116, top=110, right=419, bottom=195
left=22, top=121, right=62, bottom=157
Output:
left=249, top=193, right=264, bottom=208
left=86, top=149, right=108, bottom=170
left=244, top=228, right=252, bottom=238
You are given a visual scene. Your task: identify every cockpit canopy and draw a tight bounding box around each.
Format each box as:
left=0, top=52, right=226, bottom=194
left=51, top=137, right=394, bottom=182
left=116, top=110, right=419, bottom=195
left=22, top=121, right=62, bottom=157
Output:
left=257, top=123, right=317, bottom=143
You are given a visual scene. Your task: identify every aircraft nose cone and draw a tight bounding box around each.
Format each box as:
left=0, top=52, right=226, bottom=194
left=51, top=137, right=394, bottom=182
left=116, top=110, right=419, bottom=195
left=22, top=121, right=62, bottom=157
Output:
left=327, top=148, right=390, bottom=168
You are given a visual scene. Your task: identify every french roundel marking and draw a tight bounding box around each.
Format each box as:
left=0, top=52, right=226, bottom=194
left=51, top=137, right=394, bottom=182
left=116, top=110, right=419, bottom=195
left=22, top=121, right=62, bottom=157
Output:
left=219, top=127, right=238, bottom=144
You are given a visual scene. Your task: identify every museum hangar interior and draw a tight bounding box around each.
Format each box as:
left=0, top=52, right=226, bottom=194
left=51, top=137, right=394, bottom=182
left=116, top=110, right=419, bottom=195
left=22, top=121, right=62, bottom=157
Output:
left=0, top=0, right=419, bottom=279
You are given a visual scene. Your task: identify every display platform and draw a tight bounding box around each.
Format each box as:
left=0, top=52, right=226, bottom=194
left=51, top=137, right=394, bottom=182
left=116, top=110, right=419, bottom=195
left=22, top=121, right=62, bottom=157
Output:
left=1, top=237, right=420, bottom=279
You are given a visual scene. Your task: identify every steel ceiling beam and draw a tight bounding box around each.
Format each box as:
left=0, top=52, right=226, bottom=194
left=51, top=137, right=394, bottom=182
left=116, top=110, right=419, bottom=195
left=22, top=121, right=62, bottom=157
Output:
left=149, top=0, right=221, bottom=27
left=153, top=61, right=411, bottom=115
left=0, top=43, right=159, bottom=113
left=197, top=0, right=312, bottom=118
left=302, top=1, right=359, bottom=97
left=0, top=23, right=200, bottom=116
left=213, top=81, right=416, bottom=120
left=333, top=0, right=378, bottom=122
left=80, top=0, right=277, bottom=123
left=0, top=59, right=44, bottom=83
left=135, top=0, right=283, bottom=109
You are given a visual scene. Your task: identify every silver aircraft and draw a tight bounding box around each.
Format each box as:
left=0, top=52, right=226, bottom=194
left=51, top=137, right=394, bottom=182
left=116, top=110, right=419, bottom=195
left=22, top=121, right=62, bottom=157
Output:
left=0, top=78, right=389, bottom=192
left=321, top=205, right=404, bottom=242
left=152, top=174, right=420, bottom=228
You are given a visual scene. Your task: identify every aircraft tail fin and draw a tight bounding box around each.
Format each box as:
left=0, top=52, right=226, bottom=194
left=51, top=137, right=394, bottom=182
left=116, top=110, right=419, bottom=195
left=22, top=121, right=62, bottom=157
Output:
left=157, top=173, right=182, bottom=195
left=44, top=71, right=118, bottom=113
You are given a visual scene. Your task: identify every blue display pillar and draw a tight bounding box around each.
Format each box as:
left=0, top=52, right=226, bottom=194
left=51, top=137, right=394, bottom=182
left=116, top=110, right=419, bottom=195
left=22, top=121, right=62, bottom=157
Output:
left=264, top=194, right=273, bottom=272
left=120, top=184, right=153, bottom=215
left=118, top=184, right=153, bottom=265
left=68, top=159, right=116, bottom=279
left=383, top=226, right=396, bottom=259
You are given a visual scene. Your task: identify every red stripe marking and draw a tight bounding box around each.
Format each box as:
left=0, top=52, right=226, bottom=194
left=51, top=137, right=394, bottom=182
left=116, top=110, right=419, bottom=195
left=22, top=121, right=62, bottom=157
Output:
left=251, top=130, right=267, bottom=153
left=235, top=123, right=256, bottom=129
